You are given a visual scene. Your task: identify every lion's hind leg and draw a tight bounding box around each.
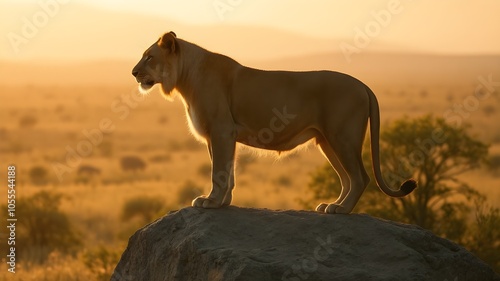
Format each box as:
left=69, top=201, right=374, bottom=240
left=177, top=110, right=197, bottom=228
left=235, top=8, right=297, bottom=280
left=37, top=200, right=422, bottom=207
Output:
left=318, top=134, right=370, bottom=214
left=315, top=139, right=351, bottom=213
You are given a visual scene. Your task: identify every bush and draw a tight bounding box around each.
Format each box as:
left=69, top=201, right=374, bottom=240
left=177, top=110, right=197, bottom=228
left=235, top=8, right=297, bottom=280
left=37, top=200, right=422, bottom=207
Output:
left=120, top=156, right=146, bottom=172
left=488, top=154, right=500, bottom=175
left=19, top=114, right=37, bottom=128
left=274, top=175, right=292, bottom=187
left=29, top=165, right=49, bottom=185
left=1, top=191, right=81, bottom=264
left=303, top=115, right=499, bottom=269
left=304, top=115, right=488, bottom=234
left=75, top=165, right=101, bottom=185
left=149, top=154, right=172, bottom=163
left=465, top=198, right=500, bottom=272
left=82, top=246, right=122, bottom=281
left=121, top=196, right=165, bottom=223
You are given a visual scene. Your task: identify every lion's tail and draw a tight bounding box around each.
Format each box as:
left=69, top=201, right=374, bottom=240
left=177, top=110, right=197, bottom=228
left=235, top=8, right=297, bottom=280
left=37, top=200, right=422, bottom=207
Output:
left=366, top=86, right=417, bottom=197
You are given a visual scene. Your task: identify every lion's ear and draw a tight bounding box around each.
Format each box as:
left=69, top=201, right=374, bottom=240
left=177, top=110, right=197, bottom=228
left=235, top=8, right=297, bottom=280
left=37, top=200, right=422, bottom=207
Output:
left=158, top=31, right=177, bottom=53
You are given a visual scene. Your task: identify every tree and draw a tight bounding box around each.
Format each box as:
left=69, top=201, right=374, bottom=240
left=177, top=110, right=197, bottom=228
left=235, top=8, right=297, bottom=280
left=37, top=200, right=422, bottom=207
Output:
left=305, top=115, right=489, bottom=241
left=2, top=191, right=82, bottom=263
left=121, top=196, right=165, bottom=223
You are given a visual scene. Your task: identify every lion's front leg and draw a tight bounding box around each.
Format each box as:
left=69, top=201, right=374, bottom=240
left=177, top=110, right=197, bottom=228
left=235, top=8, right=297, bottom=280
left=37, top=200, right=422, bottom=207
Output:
left=192, top=132, right=236, bottom=209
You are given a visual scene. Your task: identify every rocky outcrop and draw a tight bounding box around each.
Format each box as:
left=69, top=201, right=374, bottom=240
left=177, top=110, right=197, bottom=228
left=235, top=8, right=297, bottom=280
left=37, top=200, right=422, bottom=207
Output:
left=111, top=207, right=499, bottom=281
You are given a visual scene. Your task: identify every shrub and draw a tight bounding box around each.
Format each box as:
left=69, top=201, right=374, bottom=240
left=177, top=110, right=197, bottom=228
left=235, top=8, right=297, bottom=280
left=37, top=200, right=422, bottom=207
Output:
left=120, top=156, right=146, bottom=172
left=149, top=154, right=172, bottom=163
left=465, top=198, right=500, bottom=272
left=29, top=165, right=49, bottom=185
left=82, top=246, right=122, bottom=281
left=19, top=114, right=37, bottom=128
left=75, top=165, right=101, bottom=184
left=488, top=154, right=500, bottom=174
left=1, top=191, right=81, bottom=264
left=121, top=196, right=165, bottom=223
left=274, top=175, right=293, bottom=187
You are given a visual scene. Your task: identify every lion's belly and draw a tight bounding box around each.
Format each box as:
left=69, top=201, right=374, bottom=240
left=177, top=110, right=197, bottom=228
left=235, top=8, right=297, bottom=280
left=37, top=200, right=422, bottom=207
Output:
left=236, top=126, right=319, bottom=151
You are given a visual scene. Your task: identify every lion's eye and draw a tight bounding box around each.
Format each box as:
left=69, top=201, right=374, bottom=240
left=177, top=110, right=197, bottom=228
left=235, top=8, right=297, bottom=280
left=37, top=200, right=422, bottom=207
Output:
left=145, top=56, right=152, bottom=62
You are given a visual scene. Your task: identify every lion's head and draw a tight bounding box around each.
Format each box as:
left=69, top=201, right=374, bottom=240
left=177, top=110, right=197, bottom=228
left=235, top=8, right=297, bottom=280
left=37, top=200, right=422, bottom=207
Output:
left=132, top=31, right=179, bottom=96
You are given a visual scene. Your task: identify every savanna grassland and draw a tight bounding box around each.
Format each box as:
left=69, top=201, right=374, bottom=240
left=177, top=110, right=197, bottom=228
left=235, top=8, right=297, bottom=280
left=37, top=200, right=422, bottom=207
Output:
left=1, top=55, right=500, bottom=280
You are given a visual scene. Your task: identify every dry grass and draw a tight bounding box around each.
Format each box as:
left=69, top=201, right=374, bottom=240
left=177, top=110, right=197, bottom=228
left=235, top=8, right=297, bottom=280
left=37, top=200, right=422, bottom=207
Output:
left=1, top=82, right=499, bottom=279
left=0, top=253, right=94, bottom=281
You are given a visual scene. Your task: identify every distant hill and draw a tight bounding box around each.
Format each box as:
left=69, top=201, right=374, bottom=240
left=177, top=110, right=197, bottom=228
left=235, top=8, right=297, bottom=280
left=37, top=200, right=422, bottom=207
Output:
left=1, top=3, right=342, bottom=62
left=251, top=53, right=500, bottom=87
left=2, top=53, right=499, bottom=87
left=2, top=3, right=498, bottom=88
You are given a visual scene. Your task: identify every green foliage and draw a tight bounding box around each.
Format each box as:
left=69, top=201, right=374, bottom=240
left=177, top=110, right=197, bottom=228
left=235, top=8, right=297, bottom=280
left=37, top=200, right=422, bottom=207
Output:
left=304, top=115, right=498, bottom=269
left=6, top=191, right=81, bottom=263
left=177, top=180, right=203, bottom=205
left=375, top=115, right=488, bottom=234
left=121, top=196, right=165, bottom=223
left=465, top=198, right=500, bottom=272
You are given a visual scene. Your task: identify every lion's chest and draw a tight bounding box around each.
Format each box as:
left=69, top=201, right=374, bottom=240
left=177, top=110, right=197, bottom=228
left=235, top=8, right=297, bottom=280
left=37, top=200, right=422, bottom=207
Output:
left=186, top=108, right=208, bottom=138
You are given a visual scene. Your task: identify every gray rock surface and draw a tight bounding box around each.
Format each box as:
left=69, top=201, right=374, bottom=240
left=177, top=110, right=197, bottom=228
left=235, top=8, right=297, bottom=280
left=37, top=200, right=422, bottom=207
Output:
left=111, top=207, right=499, bottom=281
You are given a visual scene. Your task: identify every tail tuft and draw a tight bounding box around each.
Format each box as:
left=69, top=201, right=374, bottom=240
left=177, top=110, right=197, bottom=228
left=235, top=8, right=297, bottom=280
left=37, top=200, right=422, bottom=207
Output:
left=400, top=179, right=417, bottom=195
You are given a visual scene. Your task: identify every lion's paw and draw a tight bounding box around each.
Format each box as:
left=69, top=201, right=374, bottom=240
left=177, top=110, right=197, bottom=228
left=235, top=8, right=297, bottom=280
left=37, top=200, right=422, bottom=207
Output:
left=315, top=203, right=328, bottom=212
left=325, top=204, right=351, bottom=214
left=192, top=196, right=223, bottom=209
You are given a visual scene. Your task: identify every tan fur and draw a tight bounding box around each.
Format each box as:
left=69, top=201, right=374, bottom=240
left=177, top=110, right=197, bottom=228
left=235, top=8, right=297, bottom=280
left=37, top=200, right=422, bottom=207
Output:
left=132, top=32, right=416, bottom=214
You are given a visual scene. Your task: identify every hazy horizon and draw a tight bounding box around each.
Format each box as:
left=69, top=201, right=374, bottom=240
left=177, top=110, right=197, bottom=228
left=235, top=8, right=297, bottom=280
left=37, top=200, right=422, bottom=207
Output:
left=1, top=2, right=500, bottom=277
left=2, top=0, right=500, bottom=64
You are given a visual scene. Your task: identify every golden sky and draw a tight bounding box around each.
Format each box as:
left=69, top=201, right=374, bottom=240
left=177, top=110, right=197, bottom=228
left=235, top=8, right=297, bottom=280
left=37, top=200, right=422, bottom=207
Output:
left=2, top=0, right=500, bottom=62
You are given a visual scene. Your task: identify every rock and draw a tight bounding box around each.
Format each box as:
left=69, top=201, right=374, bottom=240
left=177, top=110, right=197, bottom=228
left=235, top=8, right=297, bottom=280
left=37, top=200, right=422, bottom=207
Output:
left=111, top=207, right=499, bottom=281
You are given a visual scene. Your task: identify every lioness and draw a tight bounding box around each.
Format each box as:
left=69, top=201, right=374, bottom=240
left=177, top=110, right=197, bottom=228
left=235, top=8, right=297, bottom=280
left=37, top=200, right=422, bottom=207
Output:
left=132, top=31, right=416, bottom=214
